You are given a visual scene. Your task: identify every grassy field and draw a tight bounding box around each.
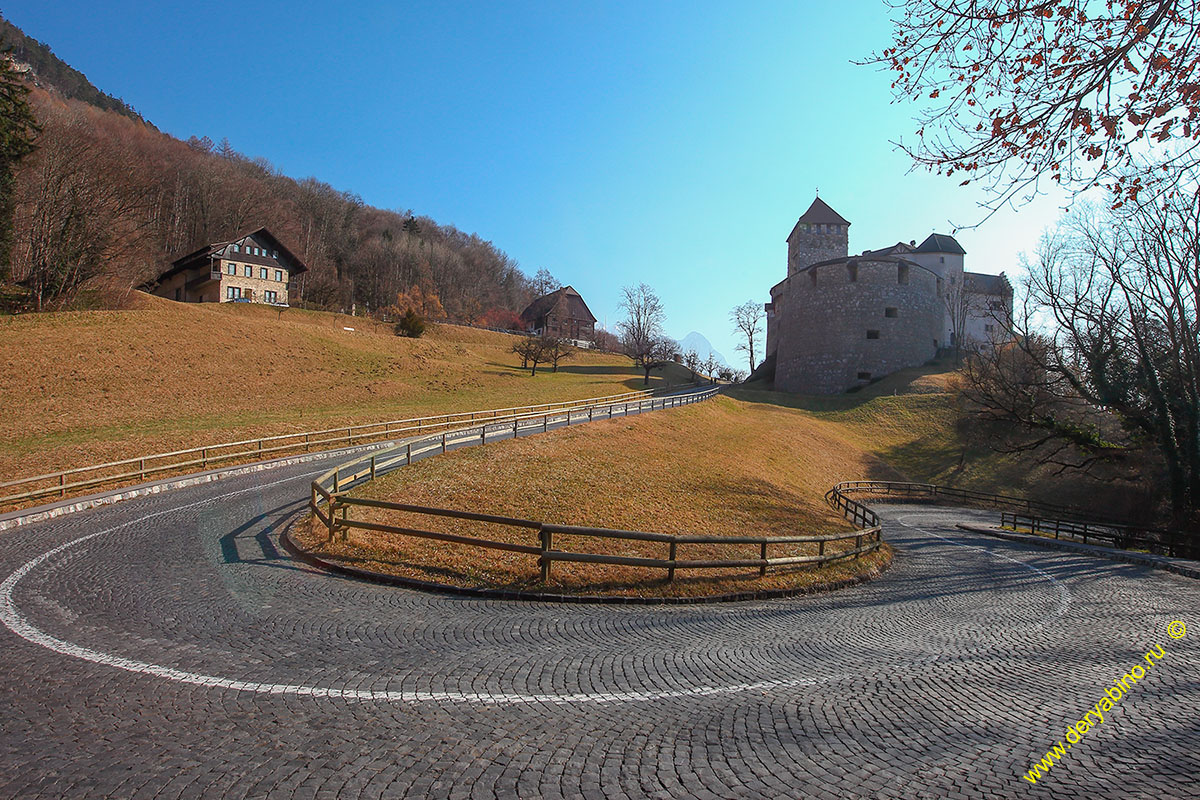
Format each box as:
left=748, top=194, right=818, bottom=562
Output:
left=0, top=294, right=692, bottom=482
left=294, top=395, right=894, bottom=597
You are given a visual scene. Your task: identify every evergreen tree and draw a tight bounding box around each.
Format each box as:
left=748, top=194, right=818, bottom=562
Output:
left=0, top=54, right=37, bottom=280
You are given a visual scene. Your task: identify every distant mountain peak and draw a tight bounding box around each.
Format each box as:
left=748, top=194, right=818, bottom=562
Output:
left=678, top=331, right=728, bottom=366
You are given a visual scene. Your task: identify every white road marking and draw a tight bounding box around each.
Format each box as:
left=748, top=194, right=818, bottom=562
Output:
left=0, top=474, right=829, bottom=705
left=892, top=513, right=1072, bottom=624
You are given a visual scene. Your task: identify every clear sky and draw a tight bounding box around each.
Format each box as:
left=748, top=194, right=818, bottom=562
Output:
left=6, top=1, right=1071, bottom=363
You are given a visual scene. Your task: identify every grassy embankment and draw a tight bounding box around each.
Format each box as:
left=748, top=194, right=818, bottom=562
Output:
left=0, top=293, right=691, bottom=485
left=295, top=392, right=897, bottom=598
left=301, top=358, right=1134, bottom=597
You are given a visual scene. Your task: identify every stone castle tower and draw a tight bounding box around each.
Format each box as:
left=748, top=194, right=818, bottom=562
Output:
left=763, top=195, right=1012, bottom=394
left=786, top=197, right=850, bottom=276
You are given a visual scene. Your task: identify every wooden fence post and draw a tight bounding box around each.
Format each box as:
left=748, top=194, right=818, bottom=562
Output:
left=406, top=442, right=412, bottom=465
left=539, top=526, right=552, bottom=583
left=59, top=473, right=66, bottom=497
left=442, top=433, right=447, bottom=453
left=818, top=540, right=825, bottom=566
left=668, top=541, right=677, bottom=582
left=759, top=542, right=768, bottom=577
left=370, top=455, right=376, bottom=481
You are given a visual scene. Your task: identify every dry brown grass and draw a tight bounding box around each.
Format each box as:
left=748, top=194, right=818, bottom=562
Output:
left=0, top=294, right=688, bottom=481
left=293, top=396, right=896, bottom=597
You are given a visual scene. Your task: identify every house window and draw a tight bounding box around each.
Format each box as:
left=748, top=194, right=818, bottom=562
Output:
left=885, top=307, right=898, bottom=318
left=244, top=265, right=252, bottom=277
left=260, top=267, right=269, bottom=280
left=272, top=250, right=278, bottom=259
left=227, top=263, right=236, bottom=275
left=264, top=290, right=277, bottom=304
left=227, top=286, right=240, bottom=299
left=898, top=264, right=910, bottom=285
left=232, top=244, right=240, bottom=253
left=866, top=330, right=880, bottom=340
left=275, top=269, right=283, bottom=282
left=857, top=371, right=871, bottom=380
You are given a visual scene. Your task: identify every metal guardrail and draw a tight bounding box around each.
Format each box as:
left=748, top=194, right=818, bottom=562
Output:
left=306, top=387, right=881, bottom=583
left=0, top=387, right=667, bottom=508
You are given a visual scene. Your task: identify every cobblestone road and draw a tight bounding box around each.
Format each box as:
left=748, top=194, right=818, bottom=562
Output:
left=0, top=461, right=1197, bottom=799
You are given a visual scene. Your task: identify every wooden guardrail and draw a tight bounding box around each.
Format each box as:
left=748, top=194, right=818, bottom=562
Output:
left=306, top=386, right=882, bottom=583
left=999, top=512, right=1193, bottom=559
left=0, top=387, right=667, bottom=509
left=829, top=480, right=1194, bottom=561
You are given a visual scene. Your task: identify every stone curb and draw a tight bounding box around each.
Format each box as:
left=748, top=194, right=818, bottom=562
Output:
left=279, top=523, right=894, bottom=605
left=955, top=523, right=1200, bottom=580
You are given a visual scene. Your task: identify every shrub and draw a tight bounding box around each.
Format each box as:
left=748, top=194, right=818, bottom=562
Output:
left=394, top=308, right=425, bottom=338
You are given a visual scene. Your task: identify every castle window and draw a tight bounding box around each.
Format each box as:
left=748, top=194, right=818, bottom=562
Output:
left=985, top=324, right=995, bottom=333
left=866, top=330, right=880, bottom=340
left=847, top=264, right=858, bottom=283
left=810, top=268, right=818, bottom=286
left=898, top=264, right=910, bottom=285
left=940, top=256, right=945, bottom=263
left=857, top=371, right=871, bottom=380
left=885, top=307, right=898, bottom=318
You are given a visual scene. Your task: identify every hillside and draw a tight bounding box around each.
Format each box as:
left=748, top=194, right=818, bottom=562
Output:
left=297, top=394, right=894, bottom=597
left=0, top=295, right=691, bottom=483
left=2, top=12, right=534, bottom=319
left=0, top=13, right=147, bottom=123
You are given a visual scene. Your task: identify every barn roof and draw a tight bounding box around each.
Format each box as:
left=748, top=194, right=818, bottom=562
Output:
left=520, top=285, right=597, bottom=325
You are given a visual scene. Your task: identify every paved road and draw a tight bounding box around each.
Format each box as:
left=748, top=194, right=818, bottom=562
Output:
left=1, top=456, right=1197, bottom=798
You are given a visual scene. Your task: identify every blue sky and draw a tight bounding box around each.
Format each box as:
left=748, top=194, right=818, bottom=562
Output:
left=7, top=1, right=1070, bottom=362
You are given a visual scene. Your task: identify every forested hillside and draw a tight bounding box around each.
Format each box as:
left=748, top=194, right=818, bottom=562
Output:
left=0, top=15, right=146, bottom=123
left=1, top=17, right=534, bottom=317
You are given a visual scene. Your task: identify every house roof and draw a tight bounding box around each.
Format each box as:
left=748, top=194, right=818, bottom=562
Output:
left=914, top=232, right=966, bottom=255
left=520, top=285, right=597, bottom=326
left=965, top=271, right=1011, bottom=295
left=147, top=227, right=308, bottom=286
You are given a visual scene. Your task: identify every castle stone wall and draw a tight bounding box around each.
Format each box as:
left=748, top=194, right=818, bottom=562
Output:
left=773, top=260, right=941, bottom=394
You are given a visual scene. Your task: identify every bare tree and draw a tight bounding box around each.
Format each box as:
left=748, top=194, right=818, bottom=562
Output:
left=730, top=300, right=764, bottom=373
left=541, top=336, right=574, bottom=373
left=868, top=0, right=1200, bottom=210
left=683, top=349, right=701, bottom=382
left=530, top=268, right=561, bottom=297
left=511, top=336, right=547, bottom=376
left=963, top=186, right=1200, bottom=534
left=618, top=283, right=674, bottom=386
left=702, top=352, right=718, bottom=385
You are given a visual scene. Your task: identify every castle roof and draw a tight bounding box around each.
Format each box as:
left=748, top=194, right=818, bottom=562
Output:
left=915, top=233, right=966, bottom=255
left=964, top=271, right=1011, bottom=296
left=520, top=285, right=597, bottom=326
left=796, top=196, right=850, bottom=226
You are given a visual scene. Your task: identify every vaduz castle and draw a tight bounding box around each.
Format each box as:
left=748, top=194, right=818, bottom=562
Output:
left=763, top=196, right=1013, bottom=394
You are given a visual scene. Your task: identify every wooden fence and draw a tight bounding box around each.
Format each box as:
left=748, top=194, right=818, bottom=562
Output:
left=307, top=386, right=882, bottom=583
left=0, top=387, right=667, bottom=509
left=829, top=480, right=1194, bottom=561
left=999, top=512, right=1193, bottom=559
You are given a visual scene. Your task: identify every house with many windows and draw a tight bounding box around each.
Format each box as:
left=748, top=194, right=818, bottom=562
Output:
left=145, top=228, right=307, bottom=306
